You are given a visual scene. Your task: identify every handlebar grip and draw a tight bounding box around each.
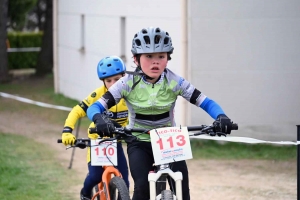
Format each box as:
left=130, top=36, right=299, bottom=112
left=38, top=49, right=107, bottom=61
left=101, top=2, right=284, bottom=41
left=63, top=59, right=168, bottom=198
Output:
left=231, top=123, right=238, bottom=130
left=57, top=139, right=62, bottom=143
left=89, top=127, right=97, bottom=133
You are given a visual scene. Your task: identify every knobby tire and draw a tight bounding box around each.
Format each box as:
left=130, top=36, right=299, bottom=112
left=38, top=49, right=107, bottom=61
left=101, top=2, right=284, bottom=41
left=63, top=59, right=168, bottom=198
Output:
left=161, top=190, right=174, bottom=200
left=109, top=176, right=130, bottom=200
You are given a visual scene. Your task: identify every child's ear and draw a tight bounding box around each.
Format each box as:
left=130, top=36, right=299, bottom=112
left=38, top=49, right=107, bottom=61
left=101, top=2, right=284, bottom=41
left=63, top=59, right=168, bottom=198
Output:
left=133, top=56, right=138, bottom=65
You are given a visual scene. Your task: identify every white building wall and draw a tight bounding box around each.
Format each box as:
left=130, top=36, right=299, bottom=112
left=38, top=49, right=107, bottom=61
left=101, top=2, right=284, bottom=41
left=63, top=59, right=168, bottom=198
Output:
left=55, top=0, right=185, bottom=124
left=55, top=0, right=300, bottom=140
left=188, top=0, right=300, bottom=140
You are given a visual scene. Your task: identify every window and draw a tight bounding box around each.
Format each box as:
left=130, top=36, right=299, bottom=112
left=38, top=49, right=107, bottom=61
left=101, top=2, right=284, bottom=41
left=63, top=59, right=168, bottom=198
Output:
left=120, top=17, right=126, bottom=62
left=80, top=14, right=85, bottom=51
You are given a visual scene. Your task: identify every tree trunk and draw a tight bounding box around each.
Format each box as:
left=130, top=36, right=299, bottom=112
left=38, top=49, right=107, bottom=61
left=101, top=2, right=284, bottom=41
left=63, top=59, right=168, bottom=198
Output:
left=35, top=0, right=53, bottom=76
left=0, top=0, right=10, bottom=83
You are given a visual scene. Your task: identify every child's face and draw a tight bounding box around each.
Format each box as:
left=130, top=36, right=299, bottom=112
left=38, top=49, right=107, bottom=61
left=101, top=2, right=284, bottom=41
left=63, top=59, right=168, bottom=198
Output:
left=138, top=52, right=168, bottom=83
left=103, top=74, right=123, bottom=89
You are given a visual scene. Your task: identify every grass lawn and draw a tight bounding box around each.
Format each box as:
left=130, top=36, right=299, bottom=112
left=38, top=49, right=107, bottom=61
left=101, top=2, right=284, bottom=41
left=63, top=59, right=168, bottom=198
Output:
left=0, top=133, right=78, bottom=200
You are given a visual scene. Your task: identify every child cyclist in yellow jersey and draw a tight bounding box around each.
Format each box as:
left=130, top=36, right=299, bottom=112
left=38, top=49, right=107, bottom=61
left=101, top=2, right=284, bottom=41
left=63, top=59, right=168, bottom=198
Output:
left=61, top=56, right=129, bottom=200
left=86, top=27, right=235, bottom=200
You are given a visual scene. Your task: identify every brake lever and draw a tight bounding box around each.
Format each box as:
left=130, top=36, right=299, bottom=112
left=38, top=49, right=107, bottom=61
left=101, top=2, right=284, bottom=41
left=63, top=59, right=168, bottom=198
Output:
left=77, top=142, right=87, bottom=149
left=215, top=132, right=227, bottom=137
left=65, top=141, right=87, bottom=150
left=66, top=146, right=73, bottom=150
left=208, top=131, right=216, bottom=136
left=193, top=131, right=204, bottom=136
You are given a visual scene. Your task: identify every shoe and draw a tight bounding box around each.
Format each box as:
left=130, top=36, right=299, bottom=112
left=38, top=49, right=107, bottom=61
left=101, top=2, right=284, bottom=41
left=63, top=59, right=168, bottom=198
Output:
left=80, top=188, right=92, bottom=200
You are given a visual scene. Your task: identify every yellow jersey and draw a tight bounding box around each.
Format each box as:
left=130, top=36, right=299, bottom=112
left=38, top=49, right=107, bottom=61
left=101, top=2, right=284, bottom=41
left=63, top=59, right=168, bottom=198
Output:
left=63, top=85, right=128, bottom=162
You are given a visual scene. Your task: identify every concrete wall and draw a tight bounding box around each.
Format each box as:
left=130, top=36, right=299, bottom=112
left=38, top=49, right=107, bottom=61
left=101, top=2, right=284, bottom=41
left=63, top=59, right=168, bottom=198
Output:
left=55, top=0, right=185, bottom=124
left=54, top=0, right=300, bottom=140
left=188, top=0, right=300, bottom=140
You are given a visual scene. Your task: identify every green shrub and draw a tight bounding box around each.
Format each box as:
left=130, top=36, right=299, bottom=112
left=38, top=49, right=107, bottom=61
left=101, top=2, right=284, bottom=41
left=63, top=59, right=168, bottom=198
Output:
left=7, top=32, right=43, bottom=69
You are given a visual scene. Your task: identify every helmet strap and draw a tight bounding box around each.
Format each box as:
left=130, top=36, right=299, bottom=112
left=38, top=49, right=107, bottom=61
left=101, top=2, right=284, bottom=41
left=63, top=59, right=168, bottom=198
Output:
left=102, top=80, right=108, bottom=89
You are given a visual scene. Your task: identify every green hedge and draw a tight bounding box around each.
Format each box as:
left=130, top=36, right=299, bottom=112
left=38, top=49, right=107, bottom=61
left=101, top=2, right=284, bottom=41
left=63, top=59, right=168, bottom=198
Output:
left=7, top=32, right=43, bottom=70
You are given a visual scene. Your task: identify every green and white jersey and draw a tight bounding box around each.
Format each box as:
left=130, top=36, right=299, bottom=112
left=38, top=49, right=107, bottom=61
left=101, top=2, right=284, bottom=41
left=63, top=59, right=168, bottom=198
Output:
left=98, top=68, right=206, bottom=141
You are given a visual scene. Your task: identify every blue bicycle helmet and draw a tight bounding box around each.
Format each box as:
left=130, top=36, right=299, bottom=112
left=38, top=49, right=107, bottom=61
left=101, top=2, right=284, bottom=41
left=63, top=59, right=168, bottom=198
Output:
left=97, top=56, right=126, bottom=80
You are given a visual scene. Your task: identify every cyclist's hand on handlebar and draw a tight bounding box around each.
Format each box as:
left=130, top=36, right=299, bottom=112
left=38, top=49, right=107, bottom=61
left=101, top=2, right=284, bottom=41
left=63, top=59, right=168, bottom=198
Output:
left=92, top=113, right=115, bottom=137
left=61, top=127, right=76, bottom=146
left=213, top=114, right=232, bottom=134
left=88, top=132, right=99, bottom=139
left=111, top=120, right=121, bottom=128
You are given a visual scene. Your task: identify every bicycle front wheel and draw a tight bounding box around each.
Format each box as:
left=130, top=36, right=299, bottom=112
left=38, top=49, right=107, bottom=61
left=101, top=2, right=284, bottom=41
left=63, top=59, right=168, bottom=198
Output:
left=109, top=176, right=130, bottom=200
left=161, top=190, right=174, bottom=200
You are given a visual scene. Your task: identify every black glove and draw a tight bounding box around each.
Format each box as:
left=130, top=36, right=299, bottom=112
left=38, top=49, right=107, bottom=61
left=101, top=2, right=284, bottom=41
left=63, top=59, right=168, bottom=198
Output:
left=111, top=120, right=122, bottom=128
left=213, top=114, right=232, bottom=134
left=92, top=113, right=115, bottom=137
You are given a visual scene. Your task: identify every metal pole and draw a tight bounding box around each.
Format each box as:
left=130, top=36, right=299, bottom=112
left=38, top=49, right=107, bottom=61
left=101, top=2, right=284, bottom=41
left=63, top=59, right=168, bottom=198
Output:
left=68, top=118, right=82, bottom=169
left=181, top=0, right=188, bottom=126
left=297, top=125, right=300, bottom=200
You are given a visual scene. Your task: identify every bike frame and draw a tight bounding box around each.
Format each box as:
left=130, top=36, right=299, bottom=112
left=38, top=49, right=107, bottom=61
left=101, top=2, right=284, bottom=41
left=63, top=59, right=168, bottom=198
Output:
left=58, top=137, right=128, bottom=200
left=85, top=122, right=238, bottom=200
left=92, top=166, right=123, bottom=200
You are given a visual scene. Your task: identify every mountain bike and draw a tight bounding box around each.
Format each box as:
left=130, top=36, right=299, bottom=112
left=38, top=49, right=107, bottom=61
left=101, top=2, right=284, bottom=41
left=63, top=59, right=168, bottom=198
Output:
left=89, top=122, right=238, bottom=200
left=57, top=134, right=131, bottom=200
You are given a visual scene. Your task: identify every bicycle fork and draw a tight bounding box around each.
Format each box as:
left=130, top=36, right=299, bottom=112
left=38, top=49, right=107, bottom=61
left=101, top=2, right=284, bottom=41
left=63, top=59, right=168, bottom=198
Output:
left=148, top=167, right=183, bottom=200
left=93, top=166, right=122, bottom=200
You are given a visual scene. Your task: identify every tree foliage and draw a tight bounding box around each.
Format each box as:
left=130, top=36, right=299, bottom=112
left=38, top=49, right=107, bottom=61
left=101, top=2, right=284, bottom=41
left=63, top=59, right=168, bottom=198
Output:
left=35, top=0, right=53, bottom=76
left=0, top=0, right=10, bottom=83
left=7, top=0, right=37, bottom=31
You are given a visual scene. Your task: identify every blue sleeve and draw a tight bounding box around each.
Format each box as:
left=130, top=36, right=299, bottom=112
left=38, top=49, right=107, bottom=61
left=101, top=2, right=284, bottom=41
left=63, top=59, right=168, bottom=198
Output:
left=87, top=101, right=106, bottom=121
left=199, top=97, right=225, bottom=120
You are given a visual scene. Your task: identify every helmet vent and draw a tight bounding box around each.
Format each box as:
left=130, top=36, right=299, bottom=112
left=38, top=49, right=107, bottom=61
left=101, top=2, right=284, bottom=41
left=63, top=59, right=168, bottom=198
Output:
left=134, top=33, right=138, bottom=38
left=135, top=39, right=141, bottom=46
left=142, top=29, right=148, bottom=34
left=100, top=63, right=103, bottom=66
left=164, top=37, right=169, bottom=44
left=166, top=32, right=169, bottom=36
left=155, top=28, right=161, bottom=33
left=143, top=36, right=150, bottom=44
left=113, top=59, right=119, bottom=61
left=107, top=64, right=111, bottom=67
left=154, top=35, right=161, bottom=44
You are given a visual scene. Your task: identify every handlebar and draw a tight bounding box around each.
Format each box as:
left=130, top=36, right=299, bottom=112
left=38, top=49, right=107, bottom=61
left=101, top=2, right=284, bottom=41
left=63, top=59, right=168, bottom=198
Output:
left=58, top=122, right=238, bottom=147
left=57, top=137, right=119, bottom=149
left=88, top=122, right=238, bottom=137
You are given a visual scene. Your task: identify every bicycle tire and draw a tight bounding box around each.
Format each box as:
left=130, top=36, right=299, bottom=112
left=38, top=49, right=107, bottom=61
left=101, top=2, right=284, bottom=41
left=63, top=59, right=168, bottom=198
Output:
left=161, top=190, right=174, bottom=200
left=109, top=176, right=130, bottom=200
left=156, top=175, right=167, bottom=195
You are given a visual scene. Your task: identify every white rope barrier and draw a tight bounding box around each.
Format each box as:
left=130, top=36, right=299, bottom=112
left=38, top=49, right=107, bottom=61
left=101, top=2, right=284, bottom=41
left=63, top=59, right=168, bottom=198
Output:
left=0, top=92, right=72, bottom=111
left=1, top=92, right=298, bottom=145
left=190, top=136, right=298, bottom=145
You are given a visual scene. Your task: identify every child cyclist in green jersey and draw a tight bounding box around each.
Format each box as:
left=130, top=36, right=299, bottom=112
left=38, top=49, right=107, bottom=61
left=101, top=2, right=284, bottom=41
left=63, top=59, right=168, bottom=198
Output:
left=86, top=27, right=235, bottom=200
left=61, top=56, right=129, bottom=200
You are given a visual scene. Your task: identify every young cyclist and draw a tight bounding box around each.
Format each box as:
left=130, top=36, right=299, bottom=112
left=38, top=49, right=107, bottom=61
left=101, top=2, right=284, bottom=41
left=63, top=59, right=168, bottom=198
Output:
left=61, top=56, right=129, bottom=200
left=86, top=27, right=234, bottom=200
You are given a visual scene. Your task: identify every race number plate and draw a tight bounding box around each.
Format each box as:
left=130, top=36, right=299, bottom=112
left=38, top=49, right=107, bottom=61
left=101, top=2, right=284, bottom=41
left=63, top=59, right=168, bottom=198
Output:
left=150, top=127, right=193, bottom=165
left=90, top=139, right=118, bottom=166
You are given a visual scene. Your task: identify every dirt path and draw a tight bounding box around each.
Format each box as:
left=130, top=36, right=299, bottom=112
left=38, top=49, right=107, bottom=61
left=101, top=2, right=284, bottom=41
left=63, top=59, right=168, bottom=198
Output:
left=0, top=108, right=296, bottom=199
